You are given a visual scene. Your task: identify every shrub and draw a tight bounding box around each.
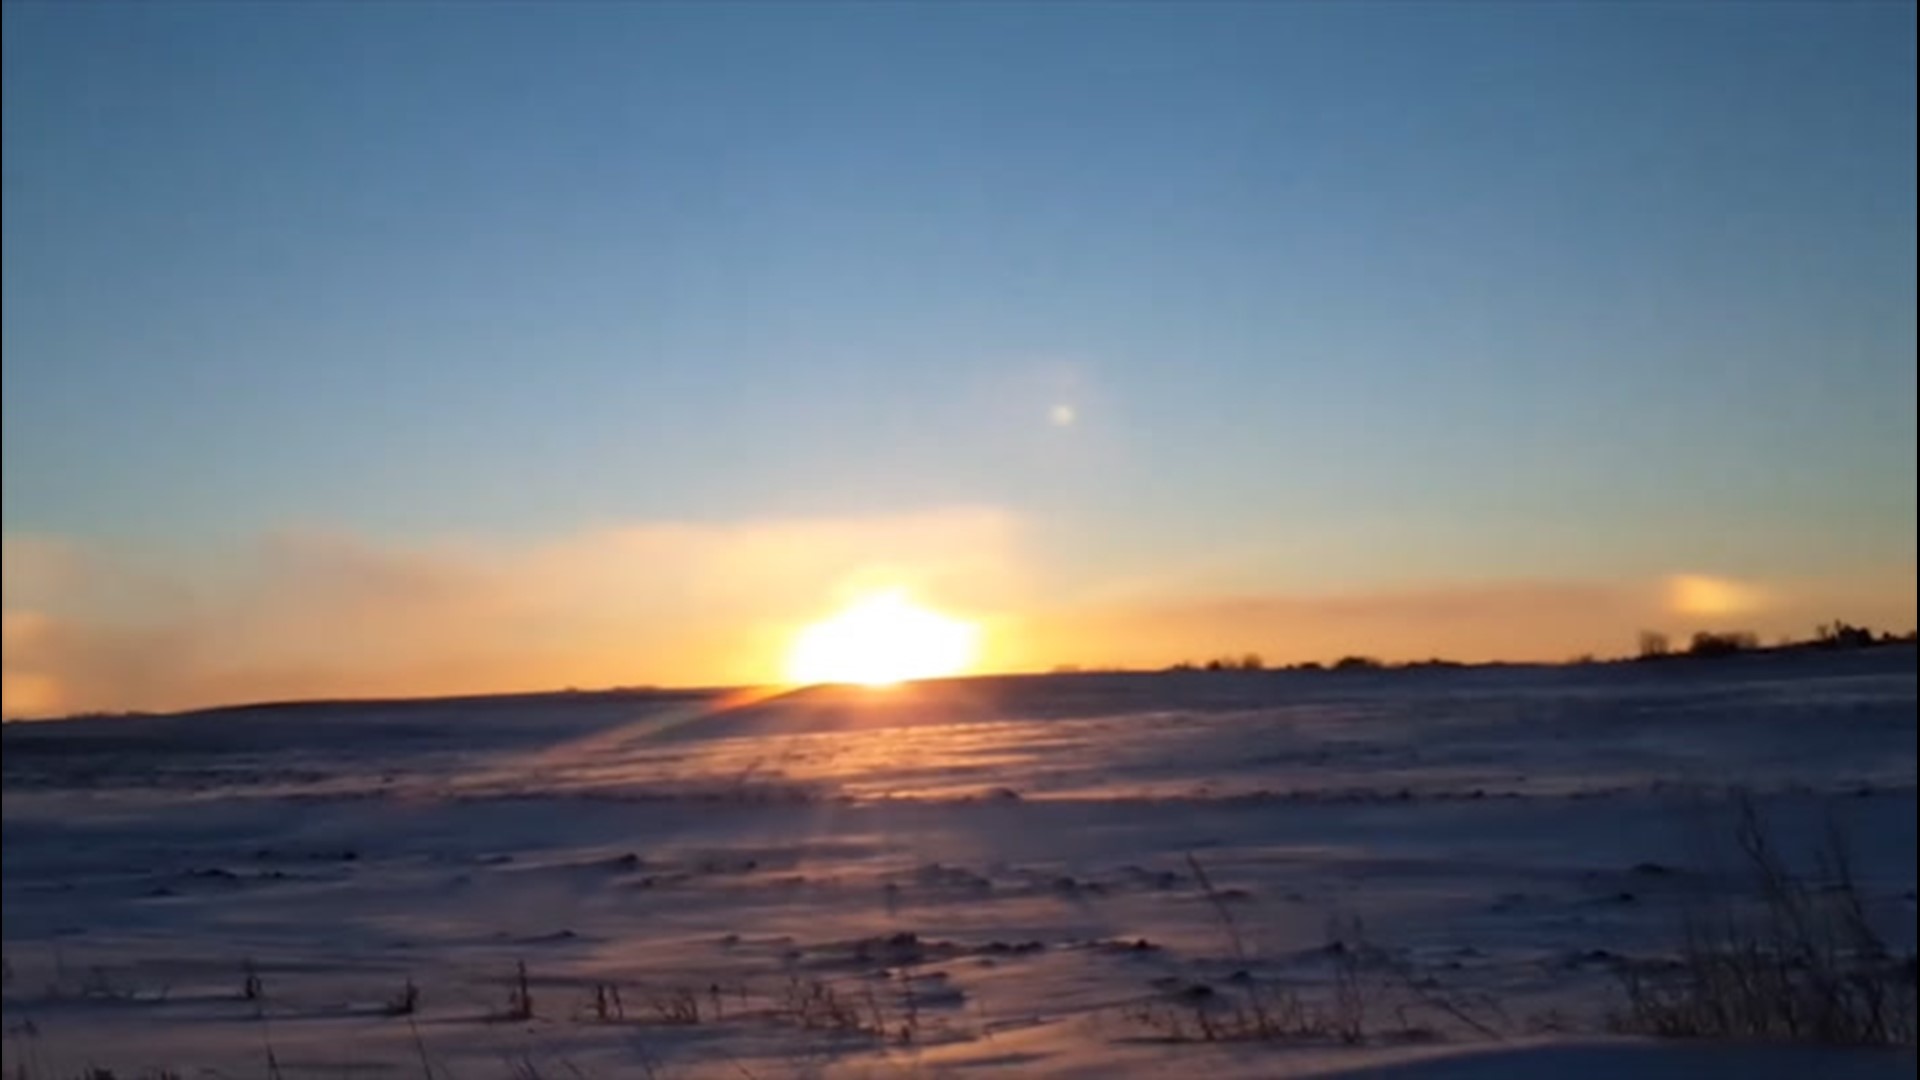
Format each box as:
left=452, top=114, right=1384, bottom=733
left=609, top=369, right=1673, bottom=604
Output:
left=1615, top=796, right=1916, bottom=1045
left=1686, top=631, right=1759, bottom=658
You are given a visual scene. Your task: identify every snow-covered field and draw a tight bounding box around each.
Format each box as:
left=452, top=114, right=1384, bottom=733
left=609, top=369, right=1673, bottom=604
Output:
left=4, top=648, right=1915, bottom=1078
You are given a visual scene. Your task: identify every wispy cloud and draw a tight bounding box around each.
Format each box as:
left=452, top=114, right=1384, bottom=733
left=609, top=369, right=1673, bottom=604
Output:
left=4, top=516, right=1911, bottom=718
left=1000, top=580, right=1640, bottom=671
left=999, top=570, right=1916, bottom=673
left=2, top=507, right=1024, bottom=717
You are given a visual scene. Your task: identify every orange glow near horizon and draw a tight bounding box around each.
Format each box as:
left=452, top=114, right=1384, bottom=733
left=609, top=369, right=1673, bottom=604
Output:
left=784, top=591, right=980, bottom=687
left=1665, top=573, right=1769, bottom=618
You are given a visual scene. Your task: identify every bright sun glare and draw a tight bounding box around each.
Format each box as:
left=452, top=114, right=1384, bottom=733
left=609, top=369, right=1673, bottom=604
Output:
left=785, top=591, right=979, bottom=687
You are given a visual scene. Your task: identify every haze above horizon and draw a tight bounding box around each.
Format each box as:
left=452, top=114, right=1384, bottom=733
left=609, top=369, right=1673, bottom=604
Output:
left=3, top=1, right=1915, bottom=716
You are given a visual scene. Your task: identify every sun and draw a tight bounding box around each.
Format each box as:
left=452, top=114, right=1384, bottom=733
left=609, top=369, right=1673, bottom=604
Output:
left=785, top=591, right=980, bottom=687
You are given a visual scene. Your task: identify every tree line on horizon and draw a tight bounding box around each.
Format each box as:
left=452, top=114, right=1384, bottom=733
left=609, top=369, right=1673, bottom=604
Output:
left=1047, top=619, right=1917, bottom=676
left=1632, top=619, right=1914, bottom=661
left=1155, top=653, right=1458, bottom=674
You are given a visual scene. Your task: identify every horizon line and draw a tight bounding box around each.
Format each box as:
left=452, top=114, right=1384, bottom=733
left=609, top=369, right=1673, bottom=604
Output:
left=7, top=632, right=1912, bottom=726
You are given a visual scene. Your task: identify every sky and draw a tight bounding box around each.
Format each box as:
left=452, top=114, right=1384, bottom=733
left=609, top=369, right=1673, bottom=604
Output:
left=3, top=1, right=1915, bottom=715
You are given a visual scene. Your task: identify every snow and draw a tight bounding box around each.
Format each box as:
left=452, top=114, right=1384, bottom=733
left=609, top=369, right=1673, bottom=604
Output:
left=3, top=647, right=1914, bottom=1077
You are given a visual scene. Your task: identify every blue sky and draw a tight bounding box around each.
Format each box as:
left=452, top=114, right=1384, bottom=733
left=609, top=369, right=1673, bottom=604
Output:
left=3, top=2, right=1915, bottom=709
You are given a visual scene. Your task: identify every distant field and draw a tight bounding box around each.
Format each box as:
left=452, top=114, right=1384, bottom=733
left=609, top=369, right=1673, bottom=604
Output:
left=4, top=647, right=1914, bottom=1078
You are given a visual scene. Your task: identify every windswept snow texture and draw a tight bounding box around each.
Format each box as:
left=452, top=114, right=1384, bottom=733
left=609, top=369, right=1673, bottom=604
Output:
left=4, top=648, right=1915, bottom=1078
